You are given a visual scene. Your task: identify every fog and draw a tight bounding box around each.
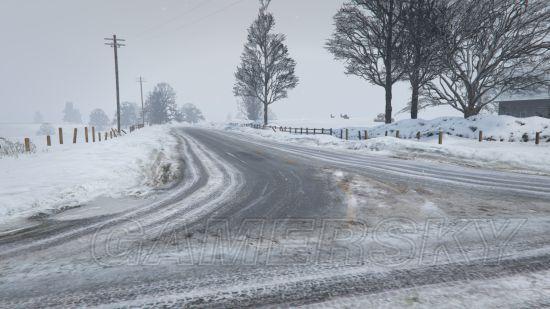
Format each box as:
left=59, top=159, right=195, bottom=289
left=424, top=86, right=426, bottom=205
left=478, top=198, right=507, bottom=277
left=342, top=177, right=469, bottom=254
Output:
left=0, top=0, right=459, bottom=124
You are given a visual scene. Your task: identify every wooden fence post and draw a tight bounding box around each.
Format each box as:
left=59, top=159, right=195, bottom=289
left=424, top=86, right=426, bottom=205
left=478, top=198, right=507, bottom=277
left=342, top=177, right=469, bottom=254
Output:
left=340, top=130, right=343, bottom=139
left=364, top=130, right=368, bottom=140
left=110, top=131, right=113, bottom=139
left=24, top=138, right=31, bottom=152
left=345, top=129, right=349, bottom=140
left=536, top=132, right=541, bottom=145
left=385, top=131, right=388, bottom=137
left=396, top=130, right=400, bottom=138
left=358, top=131, right=361, bottom=140
left=46, top=135, right=51, bottom=146
left=330, top=128, right=333, bottom=136
left=99, top=132, right=102, bottom=142
left=105, top=132, right=108, bottom=140
left=59, top=128, right=63, bottom=144
left=92, top=127, right=96, bottom=142
left=289, top=127, right=292, bottom=134
left=438, top=131, right=443, bottom=145
left=479, top=131, right=483, bottom=142
left=73, top=128, right=78, bottom=144
left=85, top=127, right=89, bottom=143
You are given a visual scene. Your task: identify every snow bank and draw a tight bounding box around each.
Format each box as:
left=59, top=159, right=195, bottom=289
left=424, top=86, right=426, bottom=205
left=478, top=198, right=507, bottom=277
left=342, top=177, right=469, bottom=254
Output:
left=0, top=125, right=181, bottom=225
left=232, top=115, right=550, bottom=142
left=221, top=120, right=550, bottom=175
left=344, top=115, right=550, bottom=142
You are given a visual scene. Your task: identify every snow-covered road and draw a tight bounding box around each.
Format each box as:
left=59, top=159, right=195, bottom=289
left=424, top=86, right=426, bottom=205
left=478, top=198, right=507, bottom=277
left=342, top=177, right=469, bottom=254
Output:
left=1, top=127, right=549, bottom=307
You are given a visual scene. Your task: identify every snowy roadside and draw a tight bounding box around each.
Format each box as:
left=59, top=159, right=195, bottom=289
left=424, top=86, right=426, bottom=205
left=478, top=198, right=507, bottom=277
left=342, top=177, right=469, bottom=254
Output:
left=217, top=123, right=550, bottom=175
left=0, top=125, right=182, bottom=226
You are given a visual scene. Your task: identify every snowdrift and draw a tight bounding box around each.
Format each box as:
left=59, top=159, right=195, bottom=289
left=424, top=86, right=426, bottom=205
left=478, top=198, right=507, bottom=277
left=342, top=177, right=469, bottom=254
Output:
left=364, top=115, right=550, bottom=142
left=0, top=125, right=181, bottom=225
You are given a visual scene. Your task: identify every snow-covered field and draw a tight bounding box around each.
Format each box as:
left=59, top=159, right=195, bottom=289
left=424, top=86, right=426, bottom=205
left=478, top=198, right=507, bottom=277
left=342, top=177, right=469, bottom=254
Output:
left=0, top=123, right=120, bottom=150
left=221, top=115, right=550, bottom=175
left=0, top=125, right=181, bottom=226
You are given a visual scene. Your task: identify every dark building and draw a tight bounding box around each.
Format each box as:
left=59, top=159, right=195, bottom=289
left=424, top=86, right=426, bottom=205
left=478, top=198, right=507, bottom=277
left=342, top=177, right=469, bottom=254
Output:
left=498, top=98, right=550, bottom=118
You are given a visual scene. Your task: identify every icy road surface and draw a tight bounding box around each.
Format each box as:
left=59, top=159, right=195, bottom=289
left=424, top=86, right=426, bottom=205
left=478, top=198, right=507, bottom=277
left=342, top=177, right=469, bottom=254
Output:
left=1, top=127, right=550, bottom=307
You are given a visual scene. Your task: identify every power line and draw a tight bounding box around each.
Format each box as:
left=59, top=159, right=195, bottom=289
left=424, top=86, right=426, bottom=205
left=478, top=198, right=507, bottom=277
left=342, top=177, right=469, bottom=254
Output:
left=173, top=0, right=247, bottom=32
left=134, top=0, right=248, bottom=41
left=134, top=0, right=215, bottom=40
left=104, top=35, right=126, bottom=133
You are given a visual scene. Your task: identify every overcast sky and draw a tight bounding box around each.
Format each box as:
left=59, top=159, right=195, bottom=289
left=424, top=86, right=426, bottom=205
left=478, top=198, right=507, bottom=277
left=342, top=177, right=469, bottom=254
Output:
left=0, top=0, right=459, bottom=124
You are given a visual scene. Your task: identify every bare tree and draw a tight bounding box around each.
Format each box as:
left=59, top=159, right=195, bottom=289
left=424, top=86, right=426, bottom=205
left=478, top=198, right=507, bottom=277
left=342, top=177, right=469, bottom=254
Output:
left=327, top=0, right=408, bottom=124
left=176, top=103, right=205, bottom=124
left=33, top=111, right=44, bottom=124
left=89, top=109, right=110, bottom=130
left=401, top=0, right=446, bottom=119
left=145, top=83, right=178, bottom=125
left=62, top=102, right=82, bottom=124
left=36, top=123, right=55, bottom=136
left=113, top=102, right=139, bottom=128
left=424, top=0, right=550, bottom=118
left=239, top=96, right=263, bottom=121
left=233, top=0, right=299, bottom=126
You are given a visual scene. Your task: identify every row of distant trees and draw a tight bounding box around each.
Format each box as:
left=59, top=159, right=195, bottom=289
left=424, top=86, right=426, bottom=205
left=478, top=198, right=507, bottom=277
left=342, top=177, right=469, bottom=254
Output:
left=33, top=83, right=205, bottom=132
left=234, top=0, right=550, bottom=124
left=142, top=83, right=205, bottom=125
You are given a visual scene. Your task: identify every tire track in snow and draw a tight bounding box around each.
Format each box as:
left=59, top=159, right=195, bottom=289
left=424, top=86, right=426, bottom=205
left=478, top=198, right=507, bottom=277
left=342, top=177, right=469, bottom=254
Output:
left=215, top=130, right=550, bottom=198
left=0, top=129, right=242, bottom=260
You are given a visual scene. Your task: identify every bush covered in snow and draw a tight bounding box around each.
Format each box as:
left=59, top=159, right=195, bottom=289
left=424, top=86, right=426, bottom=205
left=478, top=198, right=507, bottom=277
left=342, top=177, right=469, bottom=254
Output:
left=0, top=137, right=36, bottom=157
left=36, top=123, right=56, bottom=136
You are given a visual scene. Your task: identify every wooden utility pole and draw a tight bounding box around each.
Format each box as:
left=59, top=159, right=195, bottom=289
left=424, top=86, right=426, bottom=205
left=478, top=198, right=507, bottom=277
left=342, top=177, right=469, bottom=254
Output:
left=105, top=34, right=126, bottom=133
left=138, top=76, right=146, bottom=126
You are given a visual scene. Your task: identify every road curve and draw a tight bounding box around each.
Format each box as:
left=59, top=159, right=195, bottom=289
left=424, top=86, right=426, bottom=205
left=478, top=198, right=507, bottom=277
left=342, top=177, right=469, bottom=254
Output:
left=1, top=127, right=549, bottom=308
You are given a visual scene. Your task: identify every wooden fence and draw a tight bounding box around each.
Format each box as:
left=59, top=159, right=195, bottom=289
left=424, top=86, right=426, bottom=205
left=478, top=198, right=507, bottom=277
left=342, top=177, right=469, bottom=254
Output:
left=21, top=124, right=145, bottom=153
left=240, top=123, right=545, bottom=145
